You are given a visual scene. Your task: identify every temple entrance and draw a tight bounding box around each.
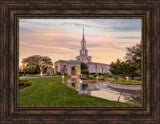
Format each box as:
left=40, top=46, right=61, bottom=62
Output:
left=55, top=66, right=58, bottom=73
left=71, top=66, right=77, bottom=75
left=64, top=65, right=67, bottom=74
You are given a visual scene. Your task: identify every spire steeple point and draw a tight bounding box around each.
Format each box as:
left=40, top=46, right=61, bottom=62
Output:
left=76, top=26, right=92, bottom=63
left=82, top=26, right=85, bottom=40
left=83, top=26, right=84, bottom=33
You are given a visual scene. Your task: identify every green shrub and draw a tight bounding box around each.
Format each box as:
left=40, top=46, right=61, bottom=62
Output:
left=137, top=79, right=141, bottom=81
left=98, top=76, right=105, bottom=80
left=24, top=80, right=32, bottom=86
left=93, top=73, right=98, bottom=77
left=105, top=77, right=109, bottom=80
left=114, top=76, right=119, bottom=81
left=19, top=79, right=33, bottom=86
left=81, top=70, right=89, bottom=75
left=118, top=78, right=124, bottom=81
left=111, top=78, right=141, bottom=85
left=81, top=63, right=88, bottom=69
left=64, top=73, right=67, bottom=76
left=19, top=78, right=29, bottom=81
left=90, top=73, right=96, bottom=75
left=101, top=73, right=106, bottom=75
left=104, top=73, right=118, bottom=78
left=81, top=77, right=88, bottom=80
left=88, top=75, right=94, bottom=80
left=19, top=79, right=29, bottom=86
left=85, top=74, right=90, bottom=77
left=56, top=71, right=61, bottom=75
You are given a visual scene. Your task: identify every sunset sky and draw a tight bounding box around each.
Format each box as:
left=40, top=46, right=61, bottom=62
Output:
left=19, top=19, right=141, bottom=67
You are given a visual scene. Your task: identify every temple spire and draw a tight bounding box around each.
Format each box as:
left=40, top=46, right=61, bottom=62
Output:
left=83, top=26, right=84, bottom=33
left=82, top=26, right=85, bottom=40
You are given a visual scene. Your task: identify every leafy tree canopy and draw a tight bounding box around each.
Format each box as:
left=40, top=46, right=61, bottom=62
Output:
left=81, top=62, right=88, bottom=69
left=22, top=55, right=53, bottom=74
left=125, top=43, right=141, bottom=70
left=110, top=43, right=141, bottom=78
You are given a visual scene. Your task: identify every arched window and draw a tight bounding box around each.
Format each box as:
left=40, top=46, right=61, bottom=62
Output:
left=82, top=50, right=85, bottom=55
left=86, top=58, right=89, bottom=63
left=55, top=66, right=58, bottom=73
left=64, top=65, right=67, bottom=73
left=100, top=67, right=103, bottom=73
left=71, top=66, right=77, bottom=75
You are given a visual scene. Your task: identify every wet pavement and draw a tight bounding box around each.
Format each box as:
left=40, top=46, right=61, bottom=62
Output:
left=65, top=78, right=142, bottom=105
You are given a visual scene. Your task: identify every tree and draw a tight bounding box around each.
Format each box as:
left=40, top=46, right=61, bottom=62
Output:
left=81, top=63, right=88, bottom=69
left=81, top=62, right=89, bottom=74
left=125, top=43, right=141, bottom=76
left=110, top=59, right=137, bottom=78
left=22, top=55, right=53, bottom=75
left=110, top=59, right=122, bottom=76
left=110, top=43, right=141, bottom=78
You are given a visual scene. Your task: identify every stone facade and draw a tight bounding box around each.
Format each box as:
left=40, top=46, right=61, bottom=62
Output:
left=54, top=60, right=81, bottom=76
left=87, top=62, right=110, bottom=74
left=47, top=27, right=110, bottom=76
left=47, top=68, right=54, bottom=75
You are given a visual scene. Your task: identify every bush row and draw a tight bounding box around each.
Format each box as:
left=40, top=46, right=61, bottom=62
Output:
left=19, top=79, right=33, bottom=86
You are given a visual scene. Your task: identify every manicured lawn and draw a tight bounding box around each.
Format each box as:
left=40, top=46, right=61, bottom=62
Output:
left=110, top=78, right=141, bottom=85
left=19, top=76, right=137, bottom=106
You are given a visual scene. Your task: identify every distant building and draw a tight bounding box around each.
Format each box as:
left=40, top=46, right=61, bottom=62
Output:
left=48, top=27, right=110, bottom=76
left=47, top=68, right=54, bottom=75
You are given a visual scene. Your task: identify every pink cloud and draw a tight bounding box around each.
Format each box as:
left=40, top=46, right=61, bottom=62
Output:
left=20, top=27, right=81, bottom=49
left=87, top=33, right=127, bottom=49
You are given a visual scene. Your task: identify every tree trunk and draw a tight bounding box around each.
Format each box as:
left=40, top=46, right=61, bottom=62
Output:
left=40, top=70, right=43, bottom=77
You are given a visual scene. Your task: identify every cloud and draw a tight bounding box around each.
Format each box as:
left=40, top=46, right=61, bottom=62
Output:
left=60, top=19, right=141, bottom=32
left=20, top=27, right=82, bottom=50
left=19, top=19, right=141, bottom=65
left=115, top=36, right=141, bottom=39
left=21, top=42, right=73, bottom=54
left=86, top=33, right=129, bottom=50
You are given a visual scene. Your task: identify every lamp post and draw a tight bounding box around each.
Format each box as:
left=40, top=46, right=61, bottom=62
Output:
left=126, top=76, right=129, bottom=81
left=62, top=75, right=64, bottom=83
left=79, top=80, right=83, bottom=94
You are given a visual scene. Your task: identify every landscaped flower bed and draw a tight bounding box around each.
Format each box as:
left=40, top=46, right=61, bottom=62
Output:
left=19, top=78, right=33, bottom=89
left=110, top=78, right=141, bottom=85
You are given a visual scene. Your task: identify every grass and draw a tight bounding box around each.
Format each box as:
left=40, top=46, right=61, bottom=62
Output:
left=110, top=78, right=141, bottom=85
left=19, top=76, right=137, bottom=106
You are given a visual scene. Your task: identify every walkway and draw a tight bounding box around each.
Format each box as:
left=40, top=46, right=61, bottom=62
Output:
left=90, top=90, right=127, bottom=103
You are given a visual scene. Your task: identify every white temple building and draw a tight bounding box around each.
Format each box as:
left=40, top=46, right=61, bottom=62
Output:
left=47, top=27, right=110, bottom=76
